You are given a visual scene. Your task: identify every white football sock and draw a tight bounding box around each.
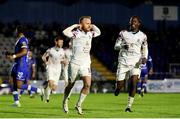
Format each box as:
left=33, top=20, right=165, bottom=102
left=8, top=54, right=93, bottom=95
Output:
left=127, top=96, right=134, bottom=108
left=77, top=93, right=87, bottom=107
left=45, top=86, right=51, bottom=100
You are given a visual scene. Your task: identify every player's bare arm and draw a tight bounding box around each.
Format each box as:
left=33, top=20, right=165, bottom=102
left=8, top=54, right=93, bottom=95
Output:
left=32, top=64, right=36, bottom=80
left=6, top=48, right=27, bottom=60
left=141, top=37, right=148, bottom=62
left=61, top=58, right=68, bottom=66
left=42, top=51, right=49, bottom=65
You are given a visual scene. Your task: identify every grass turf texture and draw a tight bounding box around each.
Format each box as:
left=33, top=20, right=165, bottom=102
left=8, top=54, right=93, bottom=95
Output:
left=0, top=93, right=180, bottom=118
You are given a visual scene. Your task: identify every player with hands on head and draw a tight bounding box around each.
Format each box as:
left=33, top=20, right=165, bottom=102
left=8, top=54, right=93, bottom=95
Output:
left=62, top=16, right=101, bottom=115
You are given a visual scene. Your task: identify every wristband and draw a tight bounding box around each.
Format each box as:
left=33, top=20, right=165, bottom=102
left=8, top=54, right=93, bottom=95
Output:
left=12, top=54, right=16, bottom=59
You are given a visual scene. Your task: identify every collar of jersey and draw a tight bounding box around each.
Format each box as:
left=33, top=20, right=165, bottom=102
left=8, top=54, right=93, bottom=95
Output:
left=54, top=46, right=61, bottom=51
left=77, top=28, right=89, bottom=34
left=131, top=30, right=139, bottom=34
left=128, top=29, right=139, bottom=34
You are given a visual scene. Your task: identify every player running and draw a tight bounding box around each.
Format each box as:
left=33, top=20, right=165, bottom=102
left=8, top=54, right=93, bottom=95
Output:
left=7, top=25, right=43, bottom=107
left=42, top=36, right=67, bottom=103
left=114, top=16, right=148, bottom=112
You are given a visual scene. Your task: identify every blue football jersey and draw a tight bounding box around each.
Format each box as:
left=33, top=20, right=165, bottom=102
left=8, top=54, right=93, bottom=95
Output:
left=12, top=35, right=29, bottom=81
left=14, top=36, right=28, bottom=66
left=27, top=57, right=36, bottom=80
left=140, top=55, right=153, bottom=79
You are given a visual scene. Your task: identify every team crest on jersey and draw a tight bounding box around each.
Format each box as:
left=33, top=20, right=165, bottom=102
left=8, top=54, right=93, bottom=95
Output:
left=130, top=43, right=134, bottom=47
left=89, top=35, right=92, bottom=39
left=22, top=41, right=27, bottom=46
left=86, top=41, right=89, bottom=46
left=137, top=39, right=141, bottom=44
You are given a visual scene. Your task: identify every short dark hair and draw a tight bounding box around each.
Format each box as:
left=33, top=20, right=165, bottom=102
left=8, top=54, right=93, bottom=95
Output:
left=16, top=25, right=26, bottom=34
left=129, top=15, right=142, bottom=24
left=54, top=36, right=64, bottom=41
left=79, top=16, right=91, bottom=23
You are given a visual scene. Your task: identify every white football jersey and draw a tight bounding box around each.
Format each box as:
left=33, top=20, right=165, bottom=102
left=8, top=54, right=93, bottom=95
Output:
left=70, top=29, right=95, bottom=65
left=45, top=47, right=65, bottom=68
left=63, top=24, right=101, bottom=65
left=114, top=30, right=148, bottom=66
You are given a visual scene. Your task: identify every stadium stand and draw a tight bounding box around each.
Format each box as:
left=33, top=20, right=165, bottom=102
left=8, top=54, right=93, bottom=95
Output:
left=0, top=22, right=180, bottom=81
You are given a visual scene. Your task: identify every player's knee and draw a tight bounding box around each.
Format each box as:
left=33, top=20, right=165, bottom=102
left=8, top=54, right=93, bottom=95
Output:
left=116, top=81, right=124, bottom=88
left=132, top=75, right=138, bottom=79
left=132, top=76, right=139, bottom=83
left=132, top=82, right=137, bottom=89
left=16, top=81, right=23, bottom=89
left=83, top=83, right=91, bottom=90
left=52, top=86, right=57, bottom=91
left=48, top=81, right=55, bottom=88
left=48, top=83, right=52, bottom=88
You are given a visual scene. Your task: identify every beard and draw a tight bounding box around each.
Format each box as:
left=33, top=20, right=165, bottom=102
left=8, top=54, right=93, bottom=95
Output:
left=82, top=26, right=91, bottom=32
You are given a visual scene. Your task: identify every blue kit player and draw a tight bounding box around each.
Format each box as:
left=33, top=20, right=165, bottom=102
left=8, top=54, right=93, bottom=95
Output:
left=7, top=25, right=43, bottom=107
left=19, top=51, right=36, bottom=98
left=137, top=55, right=153, bottom=97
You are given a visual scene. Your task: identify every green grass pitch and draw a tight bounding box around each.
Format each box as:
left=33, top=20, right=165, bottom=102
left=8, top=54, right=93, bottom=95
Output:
left=0, top=93, right=180, bottom=118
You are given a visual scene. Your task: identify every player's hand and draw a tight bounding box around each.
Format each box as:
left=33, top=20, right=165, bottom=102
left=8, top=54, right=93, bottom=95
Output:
left=123, top=44, right=129, bottom=50
left=148, top=68, right=153, bottom=75
left=6, top=55, right=14, bottom=60
left=61, top=59, right=68, bottom=66
left=90, top=24, right=94, bottom=30
left=78, top=24, right=82, bottom=29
